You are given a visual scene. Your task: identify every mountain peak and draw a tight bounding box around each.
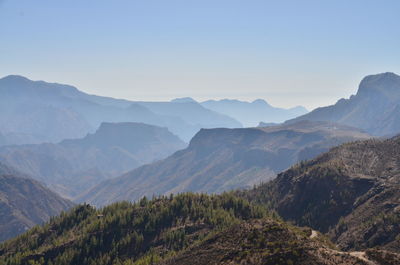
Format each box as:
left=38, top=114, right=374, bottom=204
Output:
left=1, top=75, right=31, bottom=83
left=0, top=74, right=81, bottom=96
left=357, top=72, right=400, bottom=98
left=251, top=99, right=270, bottom=106
left=171, top=97, right=197, bottom=103
left=287, top=71, right=400, bottom=136
left=289, top=105, right=308, bottom=112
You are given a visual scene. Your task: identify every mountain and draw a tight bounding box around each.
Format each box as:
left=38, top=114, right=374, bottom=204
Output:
left=287, top=72, right=400, bottom=136
left=79, top=120, right=371, bottom=206
left=0, top=75, right=241, bottom=144
left=0, top=131, right=46, bottom=147
left=258, top=122, right=280, bottom=127
left=201, top=98, right=308, bottom=127
left=161, top=219, right=400, bottom=265
left=0, top=122, right=186, bottom=199
left=244, top=135, right=400, bottom=252
left=0, top=193, right=266, bottom=264
left=170, top=97, right=197, bottom=103
left=136, top=100, right=242, bottom=130
left=1, top=193, right=398, bottom=265
left=0, top=162, right=73, bottom=242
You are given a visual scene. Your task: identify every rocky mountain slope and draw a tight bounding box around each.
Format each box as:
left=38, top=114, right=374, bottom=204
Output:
left=287, top=72, right=400, bottom=136
left=0, top=162, right=73, bottom=242
left=202, top=98, right=308, bottom=127
left=79, top=120, right=370, bottom=206
left=161, top=219, right=400, bottom=265
left=0, top=122, right=185, bottom=199
left=244, top=135, right=400, bottom=252
left=1, top=193, right=398, bottom=265
left=0, top=75, right=240, bottom=144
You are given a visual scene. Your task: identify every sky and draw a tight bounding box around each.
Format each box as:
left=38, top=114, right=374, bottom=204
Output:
left=1, top=0, right=399, bottom=110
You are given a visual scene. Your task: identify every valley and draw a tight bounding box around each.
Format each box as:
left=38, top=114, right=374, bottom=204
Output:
left=2, top=2, right=400, bottom=263
left=1, top=72, right=400, bottom=265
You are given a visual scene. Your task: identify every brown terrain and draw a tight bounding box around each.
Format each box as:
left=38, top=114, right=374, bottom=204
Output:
left=160, top=219, right=400, bottom=265
left=244, top=135, right=400, bottom=252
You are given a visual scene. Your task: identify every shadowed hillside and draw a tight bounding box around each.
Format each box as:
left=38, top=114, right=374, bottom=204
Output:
left=0, top=162, right=73, bottom=242
left=243, top=135, right=400, bottom=252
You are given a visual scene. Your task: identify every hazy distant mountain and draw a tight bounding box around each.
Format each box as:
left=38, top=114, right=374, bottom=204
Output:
left=258, top=122, right=280, bottom=127
left=245, top=134, right=400, bottom=252
left=80, top=120, right=370, bottom=206
left=170, top=97, right=197, bottom=103
left=0, top=162, right=73, bottom=242
left=0, top=75, right=241, bottom=144
left=201, top=98, right=308, bottom=127
left=0, top=122, right=186, bottom=199
left=136, top=100, right=242, bottom=130
left=0, top=131, right=46, bottom=146
left=287, top=72, right=400, bottom=136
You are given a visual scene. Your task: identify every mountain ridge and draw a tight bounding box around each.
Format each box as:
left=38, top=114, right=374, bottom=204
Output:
left=201, top=98, right=308, bottom=127
left=1, top=193, right=399, bottom=265
left=287, top=72, right=400, bottom=136
left=79, top=120, right=371, bottom=206
left=0, top=122, right=186, bottom=199
left=243, top=134, right=400, bottom=252
left=0, top=162, right=73, bottom=242
left=0, top=75, right=241, bottom=143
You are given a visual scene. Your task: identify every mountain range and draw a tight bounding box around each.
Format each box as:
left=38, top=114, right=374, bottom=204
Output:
left=1, top=72, right=400, bottom=264
left=0, top=122, right=185, bottom=199
left=288, top=72, right=400, bottom=136
left=0, top=75, right=241, bottom=144
left=0, top=162, right=73, bottom=242
left=79, top=120, right=371, bottom=206
left=202, top=98, right=308, bottom=127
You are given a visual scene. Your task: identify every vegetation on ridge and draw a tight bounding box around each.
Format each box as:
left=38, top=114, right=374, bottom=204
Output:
left=0, top=193, right=267, bottom=265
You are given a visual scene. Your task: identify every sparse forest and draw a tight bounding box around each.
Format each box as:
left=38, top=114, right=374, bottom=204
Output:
left=0, top=193, right=268, bottom=265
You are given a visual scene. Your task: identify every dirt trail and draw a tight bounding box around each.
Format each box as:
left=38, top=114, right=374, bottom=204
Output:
left=349, top=251, right=376, bottom=264
left=329, top=249, right=377, bottom=265
left=310, top=230, right=318, bottom=239
left=308, top=230, right=380, bottom=264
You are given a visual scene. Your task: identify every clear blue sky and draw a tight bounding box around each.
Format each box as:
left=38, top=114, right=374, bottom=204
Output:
left=1, top=0, right=399, bottom=109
